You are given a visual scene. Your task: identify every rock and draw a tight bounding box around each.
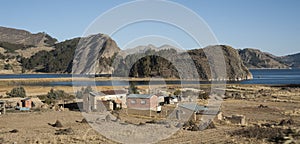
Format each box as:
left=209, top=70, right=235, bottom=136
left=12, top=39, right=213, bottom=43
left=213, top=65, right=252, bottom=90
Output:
left=105, top=115, right=111, bottom=122
left=258, top=104, right=268, bottom=108
left=278, top=118, right=294, bottom=126
left=76, top=118, right=88, bottom=124
left=55, top=128, right=74, bottom=135
left=49, top=120, right=63, bottom=128
left=9, top=129, right=18, bottom=133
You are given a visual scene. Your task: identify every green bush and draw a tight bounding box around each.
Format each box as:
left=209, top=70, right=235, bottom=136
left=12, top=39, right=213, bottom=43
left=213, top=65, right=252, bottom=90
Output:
left=4, top=64, right=12, bottom=70
left=7, top=87, right=26, bottom=98
left=198, top=92, right=209, bottom=99
left=42, top=89, right=74, bottom=104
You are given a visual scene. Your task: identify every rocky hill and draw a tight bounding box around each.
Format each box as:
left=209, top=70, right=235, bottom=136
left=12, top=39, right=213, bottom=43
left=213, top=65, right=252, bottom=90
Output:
left=279, top=53, right=300, bottom=68
left=113, top=45, right=252, bottom=81
left=2, top=26, right=300, bottom=79
left=238, top=48, right=289, bottom=69
left=0, top=26, right=57, bottom=73
left=72, top=34, right=121, bottom=74
left=0, top=26, right=57, bottom=46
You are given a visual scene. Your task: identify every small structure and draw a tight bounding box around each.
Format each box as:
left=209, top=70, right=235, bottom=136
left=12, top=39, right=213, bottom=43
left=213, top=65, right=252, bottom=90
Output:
left=100, top=99, right=122, bottom=111
left=0, top=101, right=6, bottom=115
left=16, top=98, right=32, bottom=111
left=164, top=96, right=179, bottom=104
left=224, top=114, right=246, bottom=126
left=83, top=90, right=127, bottom=112
left=126, top=94, right=158, bottom=111
left=175, top=103, right=208, bottom=121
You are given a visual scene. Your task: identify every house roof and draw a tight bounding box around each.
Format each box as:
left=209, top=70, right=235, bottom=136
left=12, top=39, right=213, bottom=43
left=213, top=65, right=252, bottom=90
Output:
left=127, top=94, right=155, bottom=99
left=21, top=98, right=31, bottom=101
left=89, top=90, right=127, bottom=97
left=101, top=90, right=127, bottom=95
left=179, top=103, right=207, bottom=112
left=89, top=92, right=99, bottom=97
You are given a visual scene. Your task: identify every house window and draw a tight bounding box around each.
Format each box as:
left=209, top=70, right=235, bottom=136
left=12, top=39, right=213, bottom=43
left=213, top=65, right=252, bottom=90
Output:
left=131, top=100, right=136, bottom=104
left=141, top=100, right=146, bottom=104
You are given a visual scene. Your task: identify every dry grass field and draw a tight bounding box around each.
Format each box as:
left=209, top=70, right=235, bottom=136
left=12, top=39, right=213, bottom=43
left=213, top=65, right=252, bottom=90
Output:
left=0, top=83, right=299, bottom=143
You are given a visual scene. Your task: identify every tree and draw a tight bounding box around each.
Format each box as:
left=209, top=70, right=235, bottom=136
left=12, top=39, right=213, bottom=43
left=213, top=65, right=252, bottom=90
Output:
left=4, top=64, right=12, bottom=70
left=45, top=89, right=74, bottom=104
left=198, top=92, right=209, bottom=100
left=173, top=89, right=181, bottom=96
left=128, top=82, right=139, bottom=94
left=7, top=87, right=26, bottom=98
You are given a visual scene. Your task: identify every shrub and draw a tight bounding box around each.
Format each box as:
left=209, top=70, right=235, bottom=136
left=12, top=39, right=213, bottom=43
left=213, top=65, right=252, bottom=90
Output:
left=198, top=92, right=209, bottom=99
left=7, top=87, right=26, bottom=98
left=43, top=89, right=74, bottom=104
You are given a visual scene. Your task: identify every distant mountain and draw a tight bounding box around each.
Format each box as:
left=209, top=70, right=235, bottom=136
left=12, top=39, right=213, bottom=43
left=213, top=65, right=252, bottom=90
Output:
left=114, top=45, right=252, bottom=81
left=1, top=26, right=298, bottom=78
left=0, top=26, right=57, bottom=46
left=238, top=48, right=289, bottom=69
left=0, top=26, right=57, bottom=73
left=123, top=44, right=183, bottom=56
left=279, top=53, right=300, bottom=68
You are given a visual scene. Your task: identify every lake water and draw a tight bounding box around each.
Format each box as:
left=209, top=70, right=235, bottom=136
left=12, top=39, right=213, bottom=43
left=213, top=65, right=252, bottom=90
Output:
left=237, top=69, right=300, bottom=85
left=0, top=69, right=299, bottom=86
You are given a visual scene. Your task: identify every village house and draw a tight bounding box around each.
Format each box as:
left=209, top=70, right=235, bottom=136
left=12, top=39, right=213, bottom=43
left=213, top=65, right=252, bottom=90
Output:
left=126, top=94, right=159, bottom=111
left=16, top=98, right=32, bottom=111
left=171, top=103, right=210, bottom=121
left=83, top=90, right=127, bottom=112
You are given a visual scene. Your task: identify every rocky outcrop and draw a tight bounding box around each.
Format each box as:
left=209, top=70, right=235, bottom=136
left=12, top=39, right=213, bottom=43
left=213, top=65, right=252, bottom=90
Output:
left=190, top=45, right=252, bottom=81
left=239, top=48, right=289, bottom=69
left=72, top=34, right=120, bottom=74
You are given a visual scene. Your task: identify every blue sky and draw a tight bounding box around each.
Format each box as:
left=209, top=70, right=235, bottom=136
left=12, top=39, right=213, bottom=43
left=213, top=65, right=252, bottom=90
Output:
left=1, top=0, right=299, bottom=56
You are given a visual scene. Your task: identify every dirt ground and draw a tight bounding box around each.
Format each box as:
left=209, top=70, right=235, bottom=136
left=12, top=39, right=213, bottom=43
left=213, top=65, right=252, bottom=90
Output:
left=0, top=84, right=299, bottom=143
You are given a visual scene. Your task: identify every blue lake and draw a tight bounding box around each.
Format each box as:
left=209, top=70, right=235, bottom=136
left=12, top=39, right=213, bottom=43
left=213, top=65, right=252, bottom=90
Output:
left=0, top=69, right=299, bottom=86
left=237, top=69, right=300, bottom=85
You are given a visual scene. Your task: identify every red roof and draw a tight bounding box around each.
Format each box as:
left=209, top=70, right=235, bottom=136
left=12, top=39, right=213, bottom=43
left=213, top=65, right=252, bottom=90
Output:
left=101, top=90, right=127, bottom=95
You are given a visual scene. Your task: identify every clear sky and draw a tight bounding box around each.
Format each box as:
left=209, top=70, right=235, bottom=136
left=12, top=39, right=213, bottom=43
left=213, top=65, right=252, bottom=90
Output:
left=1, top=0, right=299, bottom=56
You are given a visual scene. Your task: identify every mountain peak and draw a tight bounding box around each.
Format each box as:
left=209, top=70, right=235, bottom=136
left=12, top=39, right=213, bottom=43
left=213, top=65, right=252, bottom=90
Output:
left=0, top=26, right=57, bottom=46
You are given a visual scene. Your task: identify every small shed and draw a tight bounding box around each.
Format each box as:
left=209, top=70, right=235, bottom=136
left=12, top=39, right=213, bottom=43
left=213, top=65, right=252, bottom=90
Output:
left=21, top=98, right=32, bottom=108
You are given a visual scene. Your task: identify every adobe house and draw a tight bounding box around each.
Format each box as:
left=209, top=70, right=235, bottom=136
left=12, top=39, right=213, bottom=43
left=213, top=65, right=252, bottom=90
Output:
left=101, top=90, right=127, bottom=108
left=21, top=98, right=32, bottom=108
left=16, top=98, right=32, bottom=111
left=127, top=94, right=158, bottom=111
left=99, top=99, right=122, bottom=111
left=83, top=90, right=126, bottom=112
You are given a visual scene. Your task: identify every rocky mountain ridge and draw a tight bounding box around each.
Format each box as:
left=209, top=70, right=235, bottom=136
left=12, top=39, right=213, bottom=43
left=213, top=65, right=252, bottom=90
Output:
left=0, top=26, right=298, bottom=80
left=238, top=48, right=289, bottom=69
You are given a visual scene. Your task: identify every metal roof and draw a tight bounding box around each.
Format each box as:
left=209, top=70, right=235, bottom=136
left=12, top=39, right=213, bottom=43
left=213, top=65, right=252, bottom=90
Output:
left=22, top=98, right=31, bottom=101
left=127, top=94, right=154, bottom=99
left=179, top=103, right=207, bottom=112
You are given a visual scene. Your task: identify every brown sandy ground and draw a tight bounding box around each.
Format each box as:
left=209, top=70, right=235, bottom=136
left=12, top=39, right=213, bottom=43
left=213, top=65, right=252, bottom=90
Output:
left=0, top=84, right=299, bottom=143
